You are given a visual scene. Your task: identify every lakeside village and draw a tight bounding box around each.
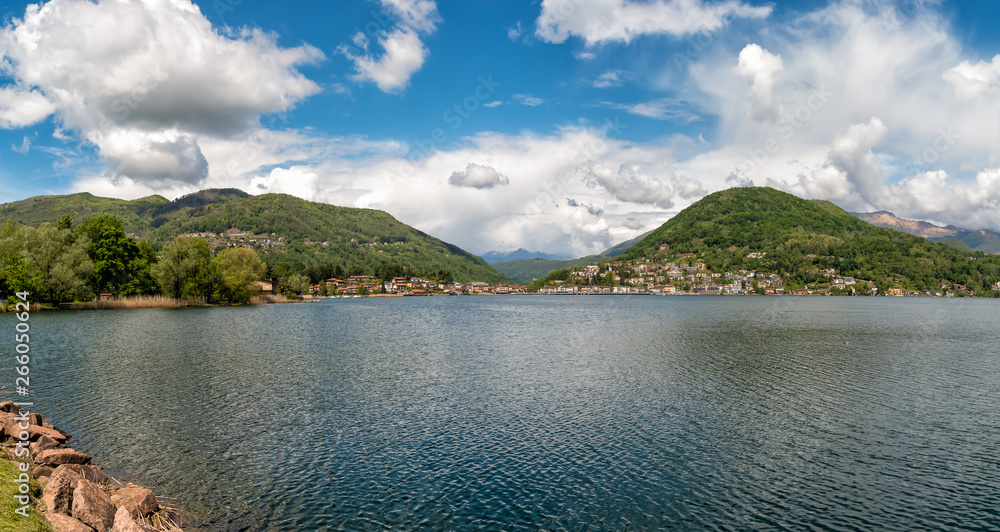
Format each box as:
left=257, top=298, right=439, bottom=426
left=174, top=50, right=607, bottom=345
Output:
left=276, top=252, right=985, bottom=298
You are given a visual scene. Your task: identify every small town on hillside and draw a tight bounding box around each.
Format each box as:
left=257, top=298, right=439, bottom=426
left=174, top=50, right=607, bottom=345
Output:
left=274, top=251, right=988, bottom=298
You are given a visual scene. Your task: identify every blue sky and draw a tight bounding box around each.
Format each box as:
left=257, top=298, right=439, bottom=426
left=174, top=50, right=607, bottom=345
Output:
left=3, top=0, right=1000, bottom=256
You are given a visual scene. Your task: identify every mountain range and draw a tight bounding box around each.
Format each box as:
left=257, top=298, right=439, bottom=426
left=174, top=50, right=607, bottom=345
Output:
left=0, top=189, right=507, bottom=284
left=479, top=248, right=572, bottom=264
left=490, top=230, right=652, bottom=284
left=851, top=211, right=1000, bottom=253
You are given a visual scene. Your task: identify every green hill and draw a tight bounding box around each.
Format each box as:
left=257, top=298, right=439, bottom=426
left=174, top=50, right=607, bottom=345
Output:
left=619, top=187, right=1000, bottom=293
left=0, top=189, right=506, bottom=284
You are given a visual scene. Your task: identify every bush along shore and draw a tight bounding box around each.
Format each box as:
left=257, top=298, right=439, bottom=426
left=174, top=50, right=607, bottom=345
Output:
left=0, top=401, right=185, bottom=532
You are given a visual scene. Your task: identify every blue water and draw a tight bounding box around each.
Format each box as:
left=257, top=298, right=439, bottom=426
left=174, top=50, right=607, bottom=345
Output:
left=3, top=296, right=999, bottom=530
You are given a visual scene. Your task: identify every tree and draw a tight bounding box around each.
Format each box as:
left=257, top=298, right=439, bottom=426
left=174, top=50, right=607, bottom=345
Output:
left=0, top=218, right=38, bottom=299
left=286, top=273, right=311, bottom=296
left=76, top=215, right=141, bottom=294
left=120, top=241, right=160, bottom=296
left=151, top=237, right=200, bottom=298
left=21, top=224, right=94, bottom=303
left=57, top=215, right=72, bottom=231
left=216, top=247, right=266, bottom=304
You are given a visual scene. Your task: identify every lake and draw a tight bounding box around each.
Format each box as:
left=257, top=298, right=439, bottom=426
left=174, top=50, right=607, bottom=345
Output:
left=4, top=296, right=999, bottom=530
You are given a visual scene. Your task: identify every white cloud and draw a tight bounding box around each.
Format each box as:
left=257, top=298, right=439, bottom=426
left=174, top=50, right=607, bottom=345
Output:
left=826, top=117, right=888, bottom=206
left=340, top=0, right=440, bottom=93
left=380, top=0, right=441, bottom=33
left=250, top=166, right=321, bottom=200
left=735, top=43, right=783, bottom=122
left=578, top=160, right=695, bottom=209
left=483, top=101, right=504, bottom=108
left=343, top=29, right=428, bottom=93
left=596, top=98, right=701, bottom=122
left=0, top=0, right=322, bottom=183
left=514, top=94, right=545, bottom=106
left=593, top=70, right=628, bottom=88
left=12, top=133, right=35, bottom=155
left=536, top=0, right=772, bottom=46
left=448, top=163, right=510, bottom=189
left=508, top=21, right=524, bottom=41
left=0, top=89, right=56, bottom=128
left=943, top=55, right=1000, bottom=100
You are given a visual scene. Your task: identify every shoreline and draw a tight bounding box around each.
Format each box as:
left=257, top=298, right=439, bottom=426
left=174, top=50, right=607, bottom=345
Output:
left=0, top=401, right=185, bottom=531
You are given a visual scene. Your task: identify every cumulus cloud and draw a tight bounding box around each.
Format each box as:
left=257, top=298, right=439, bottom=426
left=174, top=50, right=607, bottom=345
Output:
left=826, top=117, right=889, bottom=206
left=735, top=43, right=783, bottom=122
left=340, top=0, right=440, bottom=93
left=448, top=163, right=510, bottom=189
left=943, top=55, right=1000, bottom=100
left=579, top=161, right=681, bottom=209
left=250, top=166, right=321, bottom=200
left=342, top=29, right=428, bottom=93
left=567, top=198, right=604, bottom=216
left=0, top=89, right=56, bottom=128
left=0, top=0, right=322, bottom=183
left=535, top=0, right=772, bottom=46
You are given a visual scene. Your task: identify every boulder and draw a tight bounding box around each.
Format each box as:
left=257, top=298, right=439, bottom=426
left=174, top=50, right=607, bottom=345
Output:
left=24, top=423, right=70, bottom=442
left=110, top=506, right=157, bottom=532
left=37, top=448, right=91, bottom=466
left=46, top=512, right=96, bottom=532
left=111, top=483, right=160, bottom=518
left=44, top=422, right=72, bottom=438
left=32, top=464, right=55, bottom=479
left=60, top=464, right=109, bottom=485
left=29, top=412, right=43, bottom=425
left=0, top=400, right=19, bottom=414
left=31, top=434, right=65, bottom=455
left=72, top=478, right=117, bottom=532
left=42, top=467, right=79, bottom=515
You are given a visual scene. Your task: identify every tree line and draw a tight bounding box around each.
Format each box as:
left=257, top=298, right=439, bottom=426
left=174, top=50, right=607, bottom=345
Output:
left=0, top=215, right=266, bottom=306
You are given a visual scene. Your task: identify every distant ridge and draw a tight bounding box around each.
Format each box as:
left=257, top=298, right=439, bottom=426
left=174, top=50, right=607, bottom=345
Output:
left=480, top=248, right=572, bottom=264
left=491, top=230, right=652, bottom=283
left=852, top=211, right=1000, bottom=253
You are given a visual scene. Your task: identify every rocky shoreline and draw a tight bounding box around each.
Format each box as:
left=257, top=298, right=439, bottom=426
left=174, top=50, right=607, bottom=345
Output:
left=0, top=401, right=184, bottom=532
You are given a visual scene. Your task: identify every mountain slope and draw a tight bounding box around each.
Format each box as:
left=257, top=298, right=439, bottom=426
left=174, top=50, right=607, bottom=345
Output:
left=0, top=190, right=506, bottom=284
left=620, top=187, right=1000, bottom=293
left=852, top=210, right=1000, bottom=252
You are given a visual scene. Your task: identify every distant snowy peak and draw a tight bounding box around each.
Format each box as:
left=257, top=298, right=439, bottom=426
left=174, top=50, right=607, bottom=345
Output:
left=480, top=248, right=572, bottom=264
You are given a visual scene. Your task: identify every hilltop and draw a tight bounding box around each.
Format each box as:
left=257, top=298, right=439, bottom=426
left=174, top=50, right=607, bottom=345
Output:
left=0, top=189, right=506, bottom=284
left=615, top=187, right=1000, bottom=293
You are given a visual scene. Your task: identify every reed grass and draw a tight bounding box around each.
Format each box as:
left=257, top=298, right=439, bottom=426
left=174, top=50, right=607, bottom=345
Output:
left=249, top=293, right=290, bottom=305
left=65, top=295, right=208, bottom=310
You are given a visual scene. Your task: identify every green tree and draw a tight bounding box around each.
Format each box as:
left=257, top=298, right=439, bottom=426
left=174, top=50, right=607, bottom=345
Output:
left=77, top=215, right=141, bottom=294
left=21, top=224, right=94, bottom=303
left=286, top=273, right=311, bottom=296
left=0, top=218, right=38, bottom=299
left=57, top=214, right=73, bottom=231
left=216, top=247, right=266, bottom=304
left=120, top=241, right=160, bottom=296
left=151, top=236, right=201, bottom=298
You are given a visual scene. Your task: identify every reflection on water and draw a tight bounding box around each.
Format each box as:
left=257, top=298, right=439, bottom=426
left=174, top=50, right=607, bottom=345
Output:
left=5, top=296, right=999, bottom=530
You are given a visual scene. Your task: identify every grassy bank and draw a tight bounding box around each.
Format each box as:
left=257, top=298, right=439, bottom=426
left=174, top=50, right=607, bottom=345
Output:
left=0, top=459, right=51, bottom=532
